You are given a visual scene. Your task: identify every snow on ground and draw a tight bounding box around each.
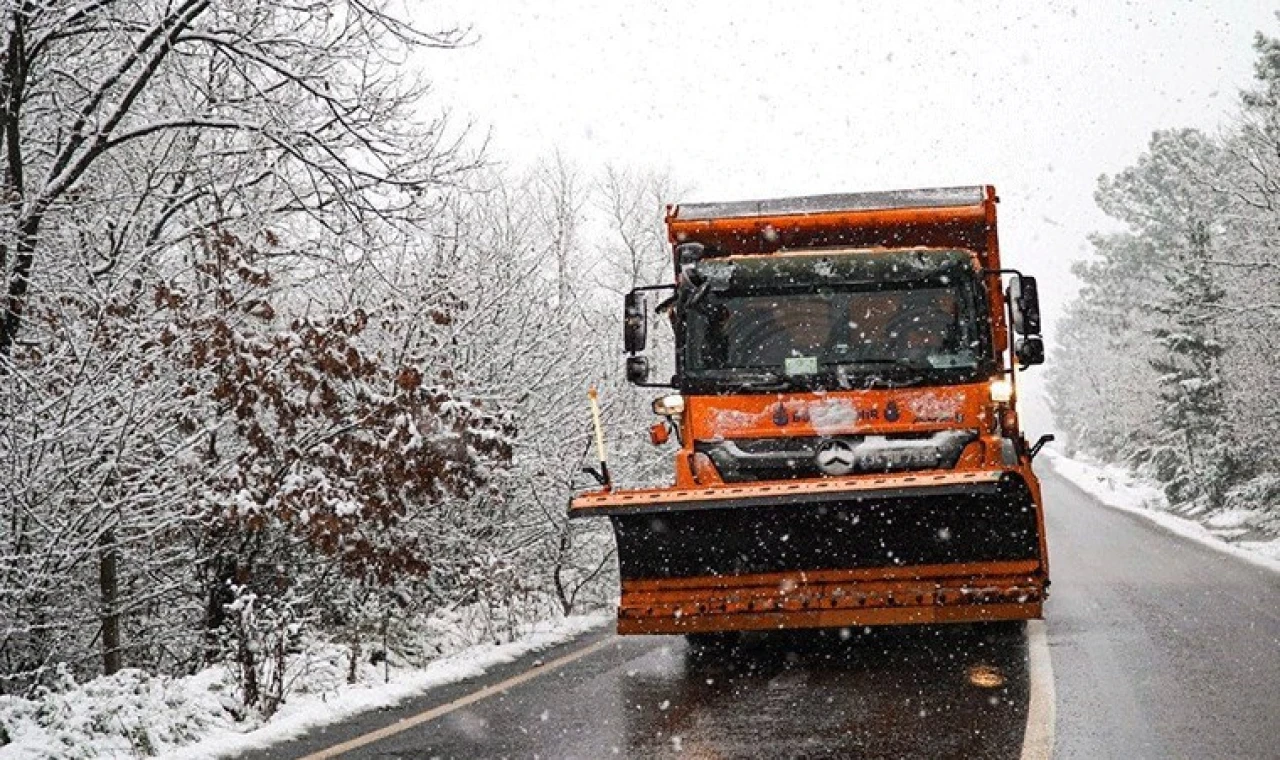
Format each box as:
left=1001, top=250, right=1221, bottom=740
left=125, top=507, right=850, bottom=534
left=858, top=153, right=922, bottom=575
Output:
left=0, top=612, right=609, bottom=760
left=1043, top=449, right=1280, bottom=573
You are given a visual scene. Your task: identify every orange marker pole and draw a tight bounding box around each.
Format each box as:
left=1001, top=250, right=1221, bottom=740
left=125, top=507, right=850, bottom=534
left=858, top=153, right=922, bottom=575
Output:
left=588, top=387, right=612, bottom=491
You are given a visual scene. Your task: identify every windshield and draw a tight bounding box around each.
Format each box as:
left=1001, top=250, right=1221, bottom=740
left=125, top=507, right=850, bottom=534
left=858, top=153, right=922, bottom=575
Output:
left=682, top=255, right=991, bottom=391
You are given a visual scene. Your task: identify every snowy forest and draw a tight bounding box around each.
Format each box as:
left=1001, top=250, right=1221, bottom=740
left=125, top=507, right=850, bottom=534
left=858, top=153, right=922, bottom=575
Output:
left=0, top=0, right=672, bottom=732
left=1048, top=31, right=1280, bottom=537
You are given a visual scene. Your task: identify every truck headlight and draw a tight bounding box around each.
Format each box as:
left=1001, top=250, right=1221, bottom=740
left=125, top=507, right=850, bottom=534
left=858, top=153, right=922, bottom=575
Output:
left=989, top=378, right=1013, bottom=404
left=652, top=394, right=685, bottom=416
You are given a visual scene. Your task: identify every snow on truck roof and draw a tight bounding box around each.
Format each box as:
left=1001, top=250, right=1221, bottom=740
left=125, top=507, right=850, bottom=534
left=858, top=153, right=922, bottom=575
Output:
left=670, top=186, right=988, bottom=221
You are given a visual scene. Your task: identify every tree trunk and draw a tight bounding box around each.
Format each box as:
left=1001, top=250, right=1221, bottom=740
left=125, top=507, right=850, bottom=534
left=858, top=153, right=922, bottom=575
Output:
left=203, top=552, right=236, bottom=664
left=98, top=527, right=122, bottom=675
left=0, top=215, right=43, bottom=363
left=239, top=632, right=258, bottom=708
left=552, top=520, right=574, bottom=616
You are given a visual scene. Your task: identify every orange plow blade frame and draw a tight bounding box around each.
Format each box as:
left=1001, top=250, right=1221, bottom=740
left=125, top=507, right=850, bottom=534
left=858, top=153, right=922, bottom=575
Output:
left=570, top=469, right=1048, bottom=634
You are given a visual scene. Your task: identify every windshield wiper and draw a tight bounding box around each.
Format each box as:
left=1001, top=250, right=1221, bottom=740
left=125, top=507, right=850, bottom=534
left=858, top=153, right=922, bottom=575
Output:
left=732, top=372, right=794, bottom=390
left=830, top=363, right=927, bottom=389
left=845, top=373, right=927, bottom=389
left=694, top=369, right=794, bottom=391
left=831, top=358, right=923, bottom=369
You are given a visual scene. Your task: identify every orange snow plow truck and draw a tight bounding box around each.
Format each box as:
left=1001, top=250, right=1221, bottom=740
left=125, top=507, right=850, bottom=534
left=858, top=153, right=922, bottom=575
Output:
left=570, top=186, right=1054, bottom=635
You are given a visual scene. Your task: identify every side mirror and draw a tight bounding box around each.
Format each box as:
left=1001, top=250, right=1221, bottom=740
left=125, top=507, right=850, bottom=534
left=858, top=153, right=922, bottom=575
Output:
left=1009, top=276, right=1041, bottom=336
left=1028, top=433, right=1055, bottom=460
left=623, top=291, right=647, bottom=353
left=676, top=242, right=706, bottom=267
left=1015, top=336, right=1045, bottom=367
left=626, top=356, right=650, bottom=384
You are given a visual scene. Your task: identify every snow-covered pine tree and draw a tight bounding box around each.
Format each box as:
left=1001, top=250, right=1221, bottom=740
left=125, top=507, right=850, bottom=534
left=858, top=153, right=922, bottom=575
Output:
left=1087, top=129, right=1241, bottom=507
left=1218, top=29, right=1280, bottom=479
left=1146, top=218, right=1241, bottom=508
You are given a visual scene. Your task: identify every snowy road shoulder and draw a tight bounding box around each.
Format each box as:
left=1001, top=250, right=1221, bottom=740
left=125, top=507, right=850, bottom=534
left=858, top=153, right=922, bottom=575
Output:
left=0, top=613, right=610, bottom=760
left=1042, top=450, right=1280, bottom=574
left=165, top=612, right=609, bottom=760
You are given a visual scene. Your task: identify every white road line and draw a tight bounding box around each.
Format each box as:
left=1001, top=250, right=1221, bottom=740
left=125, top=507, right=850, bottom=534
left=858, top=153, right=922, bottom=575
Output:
left=1021, top=618, right=1057, bottom=760
left=298, top=637, right=613, bottom=760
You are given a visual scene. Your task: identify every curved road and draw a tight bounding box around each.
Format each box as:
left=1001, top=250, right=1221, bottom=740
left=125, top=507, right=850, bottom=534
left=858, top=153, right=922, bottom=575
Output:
left=257, top=463, right=1280, bottom=759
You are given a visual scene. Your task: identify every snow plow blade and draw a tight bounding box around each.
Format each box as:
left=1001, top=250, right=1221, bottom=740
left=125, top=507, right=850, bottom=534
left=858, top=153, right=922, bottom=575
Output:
left=570, top=470, right=1046, bottom=634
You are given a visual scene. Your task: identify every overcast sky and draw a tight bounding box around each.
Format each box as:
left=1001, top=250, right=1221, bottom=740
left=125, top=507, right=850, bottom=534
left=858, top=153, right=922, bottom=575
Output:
left=425, top=1, right=1277, bottom=427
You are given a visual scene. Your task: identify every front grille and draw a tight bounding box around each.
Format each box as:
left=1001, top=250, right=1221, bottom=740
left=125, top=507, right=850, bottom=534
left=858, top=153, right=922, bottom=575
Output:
left=697, top=430, right=975, bottom=482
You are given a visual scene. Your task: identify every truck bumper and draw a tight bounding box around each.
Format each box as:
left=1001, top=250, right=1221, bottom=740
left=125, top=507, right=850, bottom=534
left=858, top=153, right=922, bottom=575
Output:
left=615, top=561, right=1044, bottom=634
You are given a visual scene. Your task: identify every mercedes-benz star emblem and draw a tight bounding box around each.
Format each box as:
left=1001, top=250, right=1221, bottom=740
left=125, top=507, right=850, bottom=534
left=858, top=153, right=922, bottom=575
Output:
left=815, top=439, right=856, bottom=476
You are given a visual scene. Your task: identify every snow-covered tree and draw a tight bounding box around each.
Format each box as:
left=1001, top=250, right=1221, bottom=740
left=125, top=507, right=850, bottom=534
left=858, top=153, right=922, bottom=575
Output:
left=1053, top=32, right=1280, bottom=515
left=0, top=0, right=478, bottom=695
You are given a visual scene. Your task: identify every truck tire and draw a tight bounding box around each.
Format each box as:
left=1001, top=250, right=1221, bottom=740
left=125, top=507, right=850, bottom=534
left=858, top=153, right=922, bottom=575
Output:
left=685, top=631, right=739, bottom=652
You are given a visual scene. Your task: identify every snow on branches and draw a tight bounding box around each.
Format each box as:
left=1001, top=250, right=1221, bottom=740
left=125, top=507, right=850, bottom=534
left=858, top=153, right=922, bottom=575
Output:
left=1051, top=31, right=1280, bottom=519
left=159, top=227, right=514, bottom=586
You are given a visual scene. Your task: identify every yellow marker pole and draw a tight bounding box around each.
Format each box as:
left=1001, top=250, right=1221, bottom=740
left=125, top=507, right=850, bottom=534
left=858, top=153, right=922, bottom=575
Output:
left=587, top=386, right=611, bottom=491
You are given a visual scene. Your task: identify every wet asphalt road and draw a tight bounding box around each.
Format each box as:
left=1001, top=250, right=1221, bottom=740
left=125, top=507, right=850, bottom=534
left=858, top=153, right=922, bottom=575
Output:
left=260, top=462, right=1280, bottom=759
left=260, top=625, right=1030, bottom=760
left=1041, top=465, right=1280, bottom=759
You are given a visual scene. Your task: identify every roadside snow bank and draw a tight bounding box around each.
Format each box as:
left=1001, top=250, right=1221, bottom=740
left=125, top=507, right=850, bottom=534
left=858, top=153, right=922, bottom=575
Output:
left=0, top=613, right=608, bottom=760
left=0, top=668, right=239, bottom=760
left=1044, top=449, right=1280, bottom=574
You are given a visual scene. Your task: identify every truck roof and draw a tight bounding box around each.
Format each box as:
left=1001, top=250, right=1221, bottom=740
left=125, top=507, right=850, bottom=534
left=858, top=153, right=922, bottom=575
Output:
left=670, top=186, right=987, bottom=222
left=664, top=184, right=1000, bottom=271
